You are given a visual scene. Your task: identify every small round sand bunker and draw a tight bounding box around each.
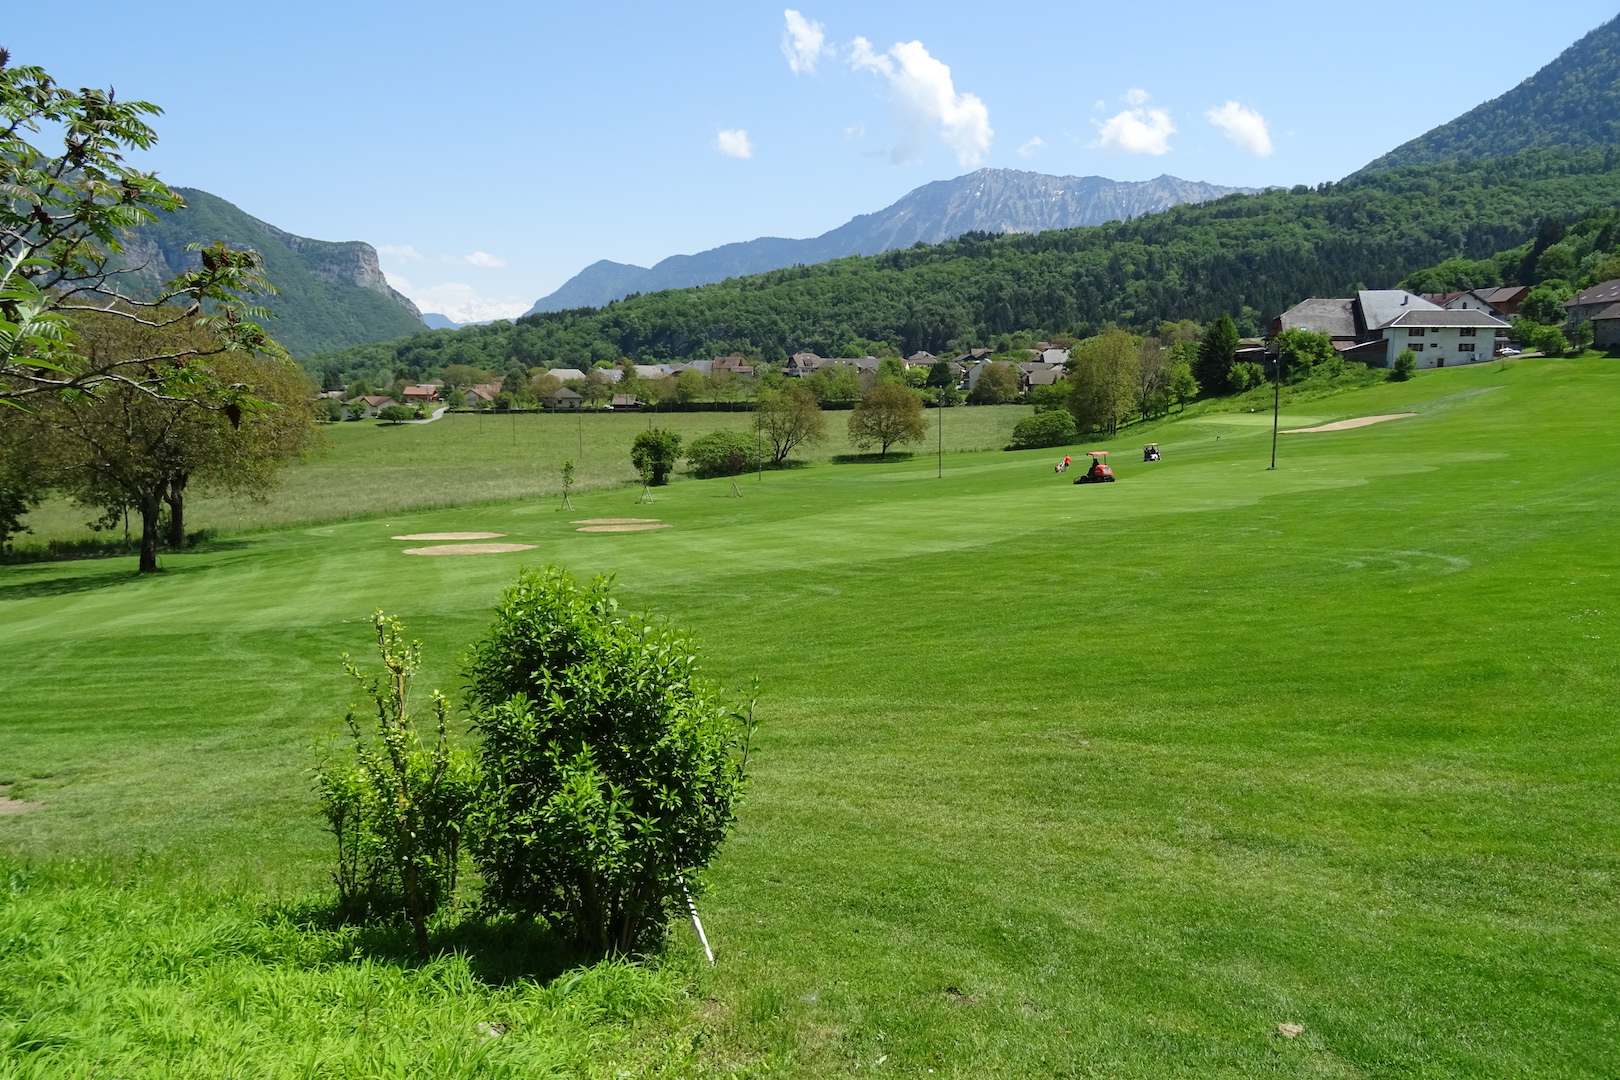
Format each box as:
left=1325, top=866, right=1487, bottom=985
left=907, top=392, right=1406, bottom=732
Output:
left=576, top=524, right=673, bottom=533
left=392, top=531, right=505, bottom=540
left=403, top=543, right=536, bottom=555
left=570, top=518, right=660, bottom=525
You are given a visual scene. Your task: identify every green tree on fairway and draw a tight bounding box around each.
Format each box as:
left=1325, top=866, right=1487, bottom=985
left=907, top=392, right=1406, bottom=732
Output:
left=848, top=382, right=926, bottom=459
left=1392, top=348, right=1418, bottom=381
left=967, top=361, right=1021, bottom=404
left=631, top=428, right=682, bottom=485
left=465, top=568, right=756, bottom=953
left=755, top=385, right=826, bottom=464
left=378, top=405, right=414, bottom=424
left=1274, top=328, right=1338, bottom=382
left=1068, top=328, right=1140, bottom=435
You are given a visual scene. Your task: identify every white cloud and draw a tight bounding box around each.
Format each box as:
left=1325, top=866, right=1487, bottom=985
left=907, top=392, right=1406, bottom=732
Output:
left=1206, top=100, right=1273, bottom=157
left=377, top=244, right=424, bottom=261
left=378, top=246, right=505, bottom=268
left=1096, top=106, right=1176, bottom=155
left=781, top=10, right=828, bottom=74
left=385, top=272, right=530, bottom=325
left=1124, top=88, right=1150, bottom=107
left=461, top=251, right=506, bottom=268
left=716, top=128, right=754, bottom=158
left=1017, top=136, right=1045, bottom=157
left=849, top=37, right=992, bottom=166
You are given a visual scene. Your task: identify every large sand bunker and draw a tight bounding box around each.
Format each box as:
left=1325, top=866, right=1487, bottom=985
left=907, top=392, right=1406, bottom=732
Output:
left=403, top=543, right=536, bottom=555
left=576, top=524, right=672, bottom=533
left=1283, top=413, right=1417, bottom=434
left=391, top=531, right=505, bottom=540
left=0, top=786, right=41, bottom=815
left=571, top=518, right=660, bottom=525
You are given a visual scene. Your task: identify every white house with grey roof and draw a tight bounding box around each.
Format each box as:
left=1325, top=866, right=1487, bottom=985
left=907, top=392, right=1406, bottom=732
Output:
left=1272, top=290, right=1508, bottom=369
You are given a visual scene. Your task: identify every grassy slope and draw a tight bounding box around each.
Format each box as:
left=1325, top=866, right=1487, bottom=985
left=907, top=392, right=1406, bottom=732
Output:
left=18, top=404, right=1033, bottom=542
left=2, top=358, right=1618, bottom=1076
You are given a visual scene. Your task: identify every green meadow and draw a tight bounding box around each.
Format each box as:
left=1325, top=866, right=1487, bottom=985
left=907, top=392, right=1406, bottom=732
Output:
left=2, top=356, right=1617, bottom=1077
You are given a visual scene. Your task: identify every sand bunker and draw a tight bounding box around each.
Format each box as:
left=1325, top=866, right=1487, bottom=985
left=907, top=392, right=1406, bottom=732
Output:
left=1283, top=413, right=1417, bottom=434
left=576, top=524, right=673, bottom=533
left=0, top=786, right=41, bottom=815
left=391, top=531, right=505, bottom=540
left=570, top=518, right=660, bottom=525
left=403, top=543, right=536, bottom=555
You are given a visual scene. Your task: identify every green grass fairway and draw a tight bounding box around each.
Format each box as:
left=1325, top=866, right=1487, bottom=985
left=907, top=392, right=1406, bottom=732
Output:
left=17, top=403, right=1033, bottom=543
left=3, top=357, right=1618, bottom=1077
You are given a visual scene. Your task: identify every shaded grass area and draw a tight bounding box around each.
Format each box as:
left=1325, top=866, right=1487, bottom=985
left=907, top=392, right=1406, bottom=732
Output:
left=3, top=356, right=1619, bottom=1075
left=15, top=403, right=1032, bottom=546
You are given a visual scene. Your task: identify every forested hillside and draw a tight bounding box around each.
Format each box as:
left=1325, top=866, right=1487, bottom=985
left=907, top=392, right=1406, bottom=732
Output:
left=304, top=149, right=1620, bottom=385
left=121, top=189, right=426, bottom=357
left=1362, top=15, right=1620, bottom=172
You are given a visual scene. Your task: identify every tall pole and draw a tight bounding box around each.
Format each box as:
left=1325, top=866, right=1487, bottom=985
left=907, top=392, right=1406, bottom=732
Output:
left=936, top=385, right=943, bottom=478
left=1269, top=352, right=1281, bottom=470
left=756, top=403, right=763, bottom=482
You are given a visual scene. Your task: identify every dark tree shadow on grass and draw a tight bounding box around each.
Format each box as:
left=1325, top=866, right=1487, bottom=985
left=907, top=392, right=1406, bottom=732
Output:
left=830, top=451, right=917, bottom=464
left=0, top=562, right=222, bottom=602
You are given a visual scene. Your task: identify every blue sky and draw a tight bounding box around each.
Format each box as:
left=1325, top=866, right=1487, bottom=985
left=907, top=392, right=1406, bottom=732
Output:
left=11, top=1, right=1616, bottom=320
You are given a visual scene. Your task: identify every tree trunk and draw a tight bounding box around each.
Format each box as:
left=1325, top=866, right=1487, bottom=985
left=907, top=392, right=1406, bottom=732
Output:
left=137, top=492, right=162, bottom=573
left=164, top=473, right=188, bottom=549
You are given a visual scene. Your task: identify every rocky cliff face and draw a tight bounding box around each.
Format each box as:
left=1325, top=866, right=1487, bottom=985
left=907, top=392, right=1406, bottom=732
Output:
left=119, top=188, right=425, bottom=356
left=527, top=168, right=1255, bottom=314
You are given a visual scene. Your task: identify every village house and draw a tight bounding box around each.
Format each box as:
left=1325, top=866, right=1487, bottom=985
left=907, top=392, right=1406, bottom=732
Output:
left=343, top=395, right=398, bottom=419
left=1563, top=279, right=1620, bottom=347
left=540, top=386, right=583, bottom=410
left=633, top=364, right=673, bottom=380
left=546, top=367, right=587, bottom=382
left=785, top=352, right=826, bottom=377
left=1272, top=290, right=1508, bottom=369
left=400, top=384, right=439, bottom=404
left=904, top=351, right=936, bottom=368
left=1418, top=285, right=1531, bottom=319
left=610, top=393, right=640, bottom=409
left=712, top=356, right=756, bottom=376
left=464, top=383, right=501, bottom=407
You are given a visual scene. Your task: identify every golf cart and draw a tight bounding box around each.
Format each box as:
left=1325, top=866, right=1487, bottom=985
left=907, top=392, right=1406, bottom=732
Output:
left=1074, top=451, right=1116, bottom=484
left=1142, top=443, right=1161, bottom=462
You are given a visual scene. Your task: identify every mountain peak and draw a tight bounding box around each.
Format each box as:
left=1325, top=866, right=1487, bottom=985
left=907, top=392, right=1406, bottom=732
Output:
left=1361, top=14, right=1620, bottom=172
left=526, top=169, right=1254, bottom=314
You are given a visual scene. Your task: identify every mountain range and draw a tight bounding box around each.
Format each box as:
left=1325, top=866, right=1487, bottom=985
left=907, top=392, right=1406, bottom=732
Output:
left=525, top=171, right=1255, bottom=314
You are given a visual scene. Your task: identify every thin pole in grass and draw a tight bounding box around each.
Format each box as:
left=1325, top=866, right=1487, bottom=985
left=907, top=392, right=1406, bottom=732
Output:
left=1269, top=351, right=1280, bottom=470
left=937, top=385, right=944, bottom=478
left=755, top=399, right=762, bottom=482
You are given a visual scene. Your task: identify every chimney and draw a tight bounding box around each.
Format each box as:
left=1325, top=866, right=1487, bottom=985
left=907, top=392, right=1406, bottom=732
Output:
left=1401, top=294, right=1408, bottom=306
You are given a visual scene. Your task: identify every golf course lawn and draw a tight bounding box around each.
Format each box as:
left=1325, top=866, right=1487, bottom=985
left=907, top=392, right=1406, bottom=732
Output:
left=2, top=355, right=1617, bottom=1077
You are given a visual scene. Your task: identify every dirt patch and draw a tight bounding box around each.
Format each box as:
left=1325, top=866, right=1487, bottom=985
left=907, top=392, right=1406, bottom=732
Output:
left=576, top=524, right=672, bottom=533
left=0, top=785, right=41, bottom=815
left=391, top=531, right=505, bottom=541
left=402, top=543, right=536, bottom=555
left=1282, top=412, right=1417, bottom=434
left=570, top=518, right=660, bottom=525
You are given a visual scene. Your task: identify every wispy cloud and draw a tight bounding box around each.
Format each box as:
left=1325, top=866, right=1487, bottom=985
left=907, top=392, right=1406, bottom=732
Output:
left=716, top=128, right=754, bottom=158
left=378, top=245, right=505, bottom=268
left=1206, top=100, right=1273, bottom=157
left=781, top=9, right=828, bottom=74
left=1095, top=91, right=1175, bottom=156
left=1017, top=136, right=1046, bottom=158
left=849, top=36, right=992, bottom=166
left=385, top=272, right=529, bottom=324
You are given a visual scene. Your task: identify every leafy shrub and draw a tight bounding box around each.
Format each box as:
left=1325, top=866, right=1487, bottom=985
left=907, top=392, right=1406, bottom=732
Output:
left=1392, top=348, right=1418, bottom=381
left=1007, top=409, right=1077, bottom=449
left=631, top=428, right=683, bottom=485
left=465, top=568, right=755, bottom=953
left=687, top=430, right=758, bottom=478
left=1228, top=361, right=1267, bottom=391
left=1531, top=324, right=1569, bottom=357
left=378, top=404, right=414, bottom=424
left=316, top=613, right=474, bottom=949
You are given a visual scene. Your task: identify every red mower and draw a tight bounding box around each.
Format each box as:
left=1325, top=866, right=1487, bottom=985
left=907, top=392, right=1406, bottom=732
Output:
left=1073, top=451, right=1116, bottom=484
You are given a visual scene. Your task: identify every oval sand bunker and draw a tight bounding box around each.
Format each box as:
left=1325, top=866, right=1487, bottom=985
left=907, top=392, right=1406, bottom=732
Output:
left=403, top=543, right=536, bottom=555
left=576, top=524, right=672, bottom=533
left=392, top=531, right=505, bottom=540
left=1282, top=413, right=1417, bottom=434
left=570, top=518, right=659, bottom=525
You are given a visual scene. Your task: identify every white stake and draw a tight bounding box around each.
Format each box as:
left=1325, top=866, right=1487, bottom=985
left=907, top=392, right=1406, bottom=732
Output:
left=680, top=876, right=715, bottom=965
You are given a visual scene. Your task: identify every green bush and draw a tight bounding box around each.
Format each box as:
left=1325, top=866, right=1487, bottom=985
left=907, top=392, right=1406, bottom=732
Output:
left=1228, top=361, right=1267, bottom=391
left=378, top=404, right=414, bottom=424
left=631, top=428, right=683, bottom=485
left=1530, top=324, right=1569, bottom=357
left=1007, top=409, right=1077, bottom=449
left=1392, top=348, right=1418, bottom=381
left=315, top=613, right=475, bottom=948
left=687, top=429, right=759, bottom=478
left=465, top=569, right=756, bottom=953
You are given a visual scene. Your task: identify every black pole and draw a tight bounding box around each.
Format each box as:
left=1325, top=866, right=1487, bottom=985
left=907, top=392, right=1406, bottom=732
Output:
left=1269, top=353, right=1280, bottom=470
left=756, top=404, right=762, bottom=481
left=937, top=386, right=943, bottom=478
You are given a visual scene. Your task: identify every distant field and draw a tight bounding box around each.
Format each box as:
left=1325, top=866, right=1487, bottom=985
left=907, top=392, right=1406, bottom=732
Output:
left=3, top=357, right=1617, bottom=1077
left=18, top=403, right=1033, bottom=544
